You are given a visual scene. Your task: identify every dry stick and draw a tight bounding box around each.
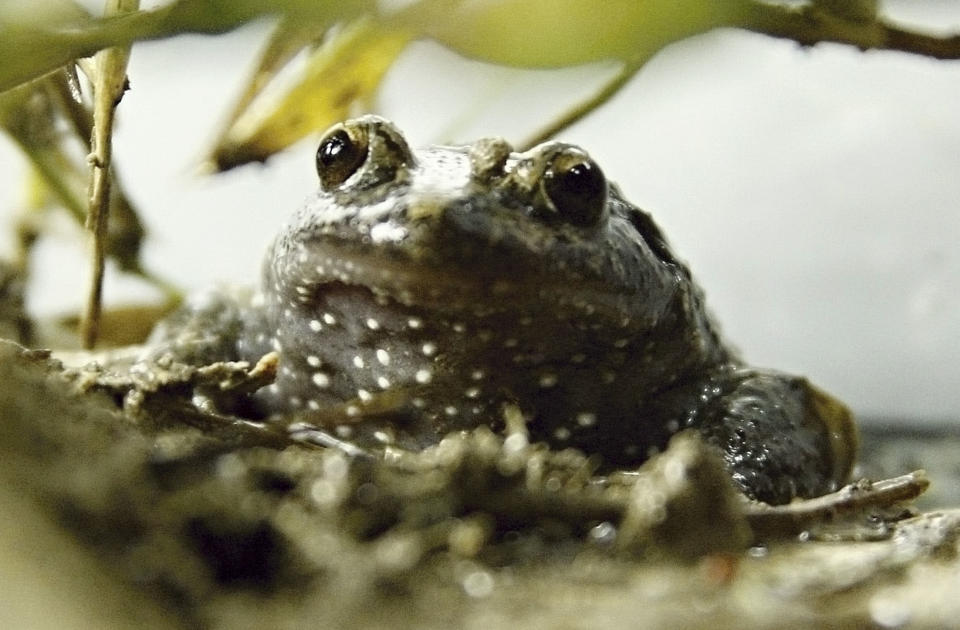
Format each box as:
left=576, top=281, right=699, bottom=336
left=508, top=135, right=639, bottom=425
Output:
left=466, top=470, right=929, bottom=542
left=740, top=2, right=960, bottom=60
left=81, top=0, right=139, bottom=349
left=744, top=470, right=930, bottom=540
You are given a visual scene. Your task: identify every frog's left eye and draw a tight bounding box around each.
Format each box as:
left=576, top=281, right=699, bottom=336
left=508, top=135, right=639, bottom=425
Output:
left=542, top=152, right=607, bottom=227
left=316, top=125, right=369, bottom=190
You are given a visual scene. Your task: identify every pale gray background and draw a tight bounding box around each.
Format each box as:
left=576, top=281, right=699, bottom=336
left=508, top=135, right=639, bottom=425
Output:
left=1, top=1, right=958, bottom=424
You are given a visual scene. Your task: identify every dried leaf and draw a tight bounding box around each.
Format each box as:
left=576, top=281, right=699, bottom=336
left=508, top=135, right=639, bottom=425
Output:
left=208, top=18, right=411, bottom=171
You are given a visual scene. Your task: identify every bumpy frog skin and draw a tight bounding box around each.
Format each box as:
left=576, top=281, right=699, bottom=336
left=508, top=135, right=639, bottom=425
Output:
left=151, top=116, right=857, bottom=504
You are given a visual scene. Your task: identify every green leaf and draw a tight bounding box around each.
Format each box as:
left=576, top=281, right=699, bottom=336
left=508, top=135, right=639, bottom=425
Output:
left=0, top=0, right=373, bottom=92
left=401, top=0, right=755, bottom=67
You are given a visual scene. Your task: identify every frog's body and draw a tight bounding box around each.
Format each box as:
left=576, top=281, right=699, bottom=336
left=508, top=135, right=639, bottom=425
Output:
left=151, top=116, right=856, bottom=504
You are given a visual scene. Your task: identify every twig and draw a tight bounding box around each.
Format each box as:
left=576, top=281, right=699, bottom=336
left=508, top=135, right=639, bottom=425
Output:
left=740, top=1, right=960, bottom=60
left=519, top=1, right=960, bottom=147
left=518, top=61, right=643, bottom=151
left=81, top=0, right=138, bottom=349
left=476, top=470, right=928, bottom=540
left=744, top=470, right=930, bottom=540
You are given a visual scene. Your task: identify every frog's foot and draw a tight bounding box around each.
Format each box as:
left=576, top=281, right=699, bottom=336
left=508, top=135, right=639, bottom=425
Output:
left=694, top=368, right=858, bottom=505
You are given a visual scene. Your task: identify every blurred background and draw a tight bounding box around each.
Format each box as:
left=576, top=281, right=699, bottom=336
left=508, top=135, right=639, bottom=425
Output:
left=0, top=0, right=958, bottom=426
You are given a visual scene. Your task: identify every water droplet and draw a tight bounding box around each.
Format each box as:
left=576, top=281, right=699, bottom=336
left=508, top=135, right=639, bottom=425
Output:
left=747, top=545, right=767, bottom=558
left=588, top=521, right=617, bottom=545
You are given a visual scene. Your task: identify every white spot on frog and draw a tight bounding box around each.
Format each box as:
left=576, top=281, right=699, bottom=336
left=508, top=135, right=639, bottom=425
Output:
left=369, top=221, right=409, bottom=243
left=576, top=412, right=597, bottom=427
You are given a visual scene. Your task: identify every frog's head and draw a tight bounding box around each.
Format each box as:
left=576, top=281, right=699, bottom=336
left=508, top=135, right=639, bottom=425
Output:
left=270, top=116, right=686, bottom=332
left=262, top=117, right=701, bottom=438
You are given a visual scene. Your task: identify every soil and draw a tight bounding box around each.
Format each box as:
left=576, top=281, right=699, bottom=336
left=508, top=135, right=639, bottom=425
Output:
left=1, top=335, right=959, bottom=630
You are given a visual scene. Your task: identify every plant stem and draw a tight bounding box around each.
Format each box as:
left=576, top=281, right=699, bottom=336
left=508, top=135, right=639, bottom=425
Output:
left=81, top=0, right=139, bottom=350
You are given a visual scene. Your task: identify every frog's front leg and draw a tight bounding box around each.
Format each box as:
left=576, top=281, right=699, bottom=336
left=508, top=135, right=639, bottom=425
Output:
left=687, top=367, right=858, bottom=505
left=145, top=288, right=264, bottom=366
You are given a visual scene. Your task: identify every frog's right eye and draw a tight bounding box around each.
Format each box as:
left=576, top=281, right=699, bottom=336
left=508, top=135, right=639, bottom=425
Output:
left=316, top=126, right=369, bottom=190
left=542, top=150, right=607, bottom=228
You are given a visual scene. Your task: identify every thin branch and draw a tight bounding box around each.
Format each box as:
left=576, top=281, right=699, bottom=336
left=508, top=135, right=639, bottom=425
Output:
left=740, top=2, right=960, bottom=60
left=520, top=2, right=960, bottom=146
left=744, top=470, right=930, bottom=540
left=518, top=61, right=643, bottom=151
left=81, top=0, right=138, bottom=350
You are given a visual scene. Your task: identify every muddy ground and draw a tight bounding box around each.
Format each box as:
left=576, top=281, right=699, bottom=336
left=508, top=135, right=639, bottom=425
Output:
left=1, top=333, right=959, bottom=630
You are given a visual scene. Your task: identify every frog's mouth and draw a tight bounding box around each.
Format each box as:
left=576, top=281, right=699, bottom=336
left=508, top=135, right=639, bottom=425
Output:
left=292, top=239, right=645, bottom=327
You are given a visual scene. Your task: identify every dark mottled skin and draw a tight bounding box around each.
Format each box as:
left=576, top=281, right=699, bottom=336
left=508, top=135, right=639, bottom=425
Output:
left=150, top=116, right=857, bottom=504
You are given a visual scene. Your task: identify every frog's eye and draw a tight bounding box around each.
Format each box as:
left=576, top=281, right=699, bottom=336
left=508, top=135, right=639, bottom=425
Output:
left=542, top=152, right=607, bottom=227
left=316, top=126, right=369, bottom=190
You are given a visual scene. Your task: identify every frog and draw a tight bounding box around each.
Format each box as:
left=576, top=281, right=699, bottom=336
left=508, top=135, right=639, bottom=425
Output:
left=149, top=115, right=857, bottom=505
